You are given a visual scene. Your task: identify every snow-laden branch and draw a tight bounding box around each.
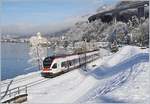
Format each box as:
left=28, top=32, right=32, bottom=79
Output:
left=28, top=32, right=48, bottom=70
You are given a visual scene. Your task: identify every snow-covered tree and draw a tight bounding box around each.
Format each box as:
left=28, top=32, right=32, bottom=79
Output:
left=130, top=18, right=149, bottom=46
left=65, top=19, right=110, bottom=43
left=28, top=32, right=48, bottom=70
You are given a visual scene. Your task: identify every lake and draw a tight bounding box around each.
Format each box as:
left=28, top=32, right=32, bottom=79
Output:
left=1, top=42, right=53, bottom=80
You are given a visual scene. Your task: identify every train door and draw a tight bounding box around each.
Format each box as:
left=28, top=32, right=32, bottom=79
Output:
left=63, top=59, right=70, bottom=72
left=66, top=60, right=69, bottom=71
left=67, top=59, right=74, bottom=70
left=61, top=60, right=68, bottom=72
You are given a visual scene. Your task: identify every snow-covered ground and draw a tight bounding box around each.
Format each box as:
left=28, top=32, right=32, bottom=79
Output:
left=1, top=46, right=149, bottom=104
left=77, top=46, right=149, bottom=104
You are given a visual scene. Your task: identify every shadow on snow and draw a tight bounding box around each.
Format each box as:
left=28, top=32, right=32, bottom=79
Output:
left=97, top=95, right=127, bottom=103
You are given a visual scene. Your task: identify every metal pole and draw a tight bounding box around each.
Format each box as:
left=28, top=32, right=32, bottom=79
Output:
left=85, top=39, right=87, bottom=70
left=113, top=13, right=117, bottom=25
left=9, top=90, right=11, bottom=97
left=47, top=41, right=48, bottom=57
left=18, top=87, right=20, bottom=94
left=25, top=86, right=27, bottom=94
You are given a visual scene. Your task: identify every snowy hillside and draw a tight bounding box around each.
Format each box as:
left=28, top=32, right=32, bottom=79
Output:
left=2, top=46, right=149, bottom=103
left=77, top=46, right=149, bottom=104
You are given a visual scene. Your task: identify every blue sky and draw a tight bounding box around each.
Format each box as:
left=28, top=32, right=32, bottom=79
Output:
left=2, top=0, right=118, bottom=35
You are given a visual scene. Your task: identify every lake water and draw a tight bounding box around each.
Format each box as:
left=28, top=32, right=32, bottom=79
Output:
left=1, top=43, right=53, bottom=80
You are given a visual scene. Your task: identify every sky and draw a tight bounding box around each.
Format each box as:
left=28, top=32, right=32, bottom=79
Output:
left=1, top=0, right=119, bottom=36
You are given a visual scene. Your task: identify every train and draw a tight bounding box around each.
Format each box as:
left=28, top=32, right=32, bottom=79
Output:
left=41, top=49, right=100, bottom=77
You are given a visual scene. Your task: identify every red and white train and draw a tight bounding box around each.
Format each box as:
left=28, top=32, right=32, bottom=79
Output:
left=41, top=50, right=100, bottom=77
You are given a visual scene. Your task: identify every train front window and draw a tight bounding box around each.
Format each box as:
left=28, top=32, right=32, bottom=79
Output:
left=43, top=57, right=53, bottom=68
left=52, top=63, right=57, bottom=69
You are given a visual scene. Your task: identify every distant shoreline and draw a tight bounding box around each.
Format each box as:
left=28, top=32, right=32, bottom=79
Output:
left=1, top=41, right=29, bottom=43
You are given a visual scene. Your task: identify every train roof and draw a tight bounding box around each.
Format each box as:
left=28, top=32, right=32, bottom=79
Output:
left=46, top=49, right=99, bottom=59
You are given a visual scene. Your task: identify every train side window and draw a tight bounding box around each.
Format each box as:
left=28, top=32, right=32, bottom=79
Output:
left=74, top=59, right=77, bottom=64
left=68, top=60, right=74, bottom=66
left=71, top=60, right=74, bottom=65
left=76, top=59, right=78, bottom=64
left=52, top=63, right=57, bottom=69
left=73, top=59, right=76, bottom=64
left=73, top=59, right=75, bottom=64
left=69, top=60, right=72, bottom=66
